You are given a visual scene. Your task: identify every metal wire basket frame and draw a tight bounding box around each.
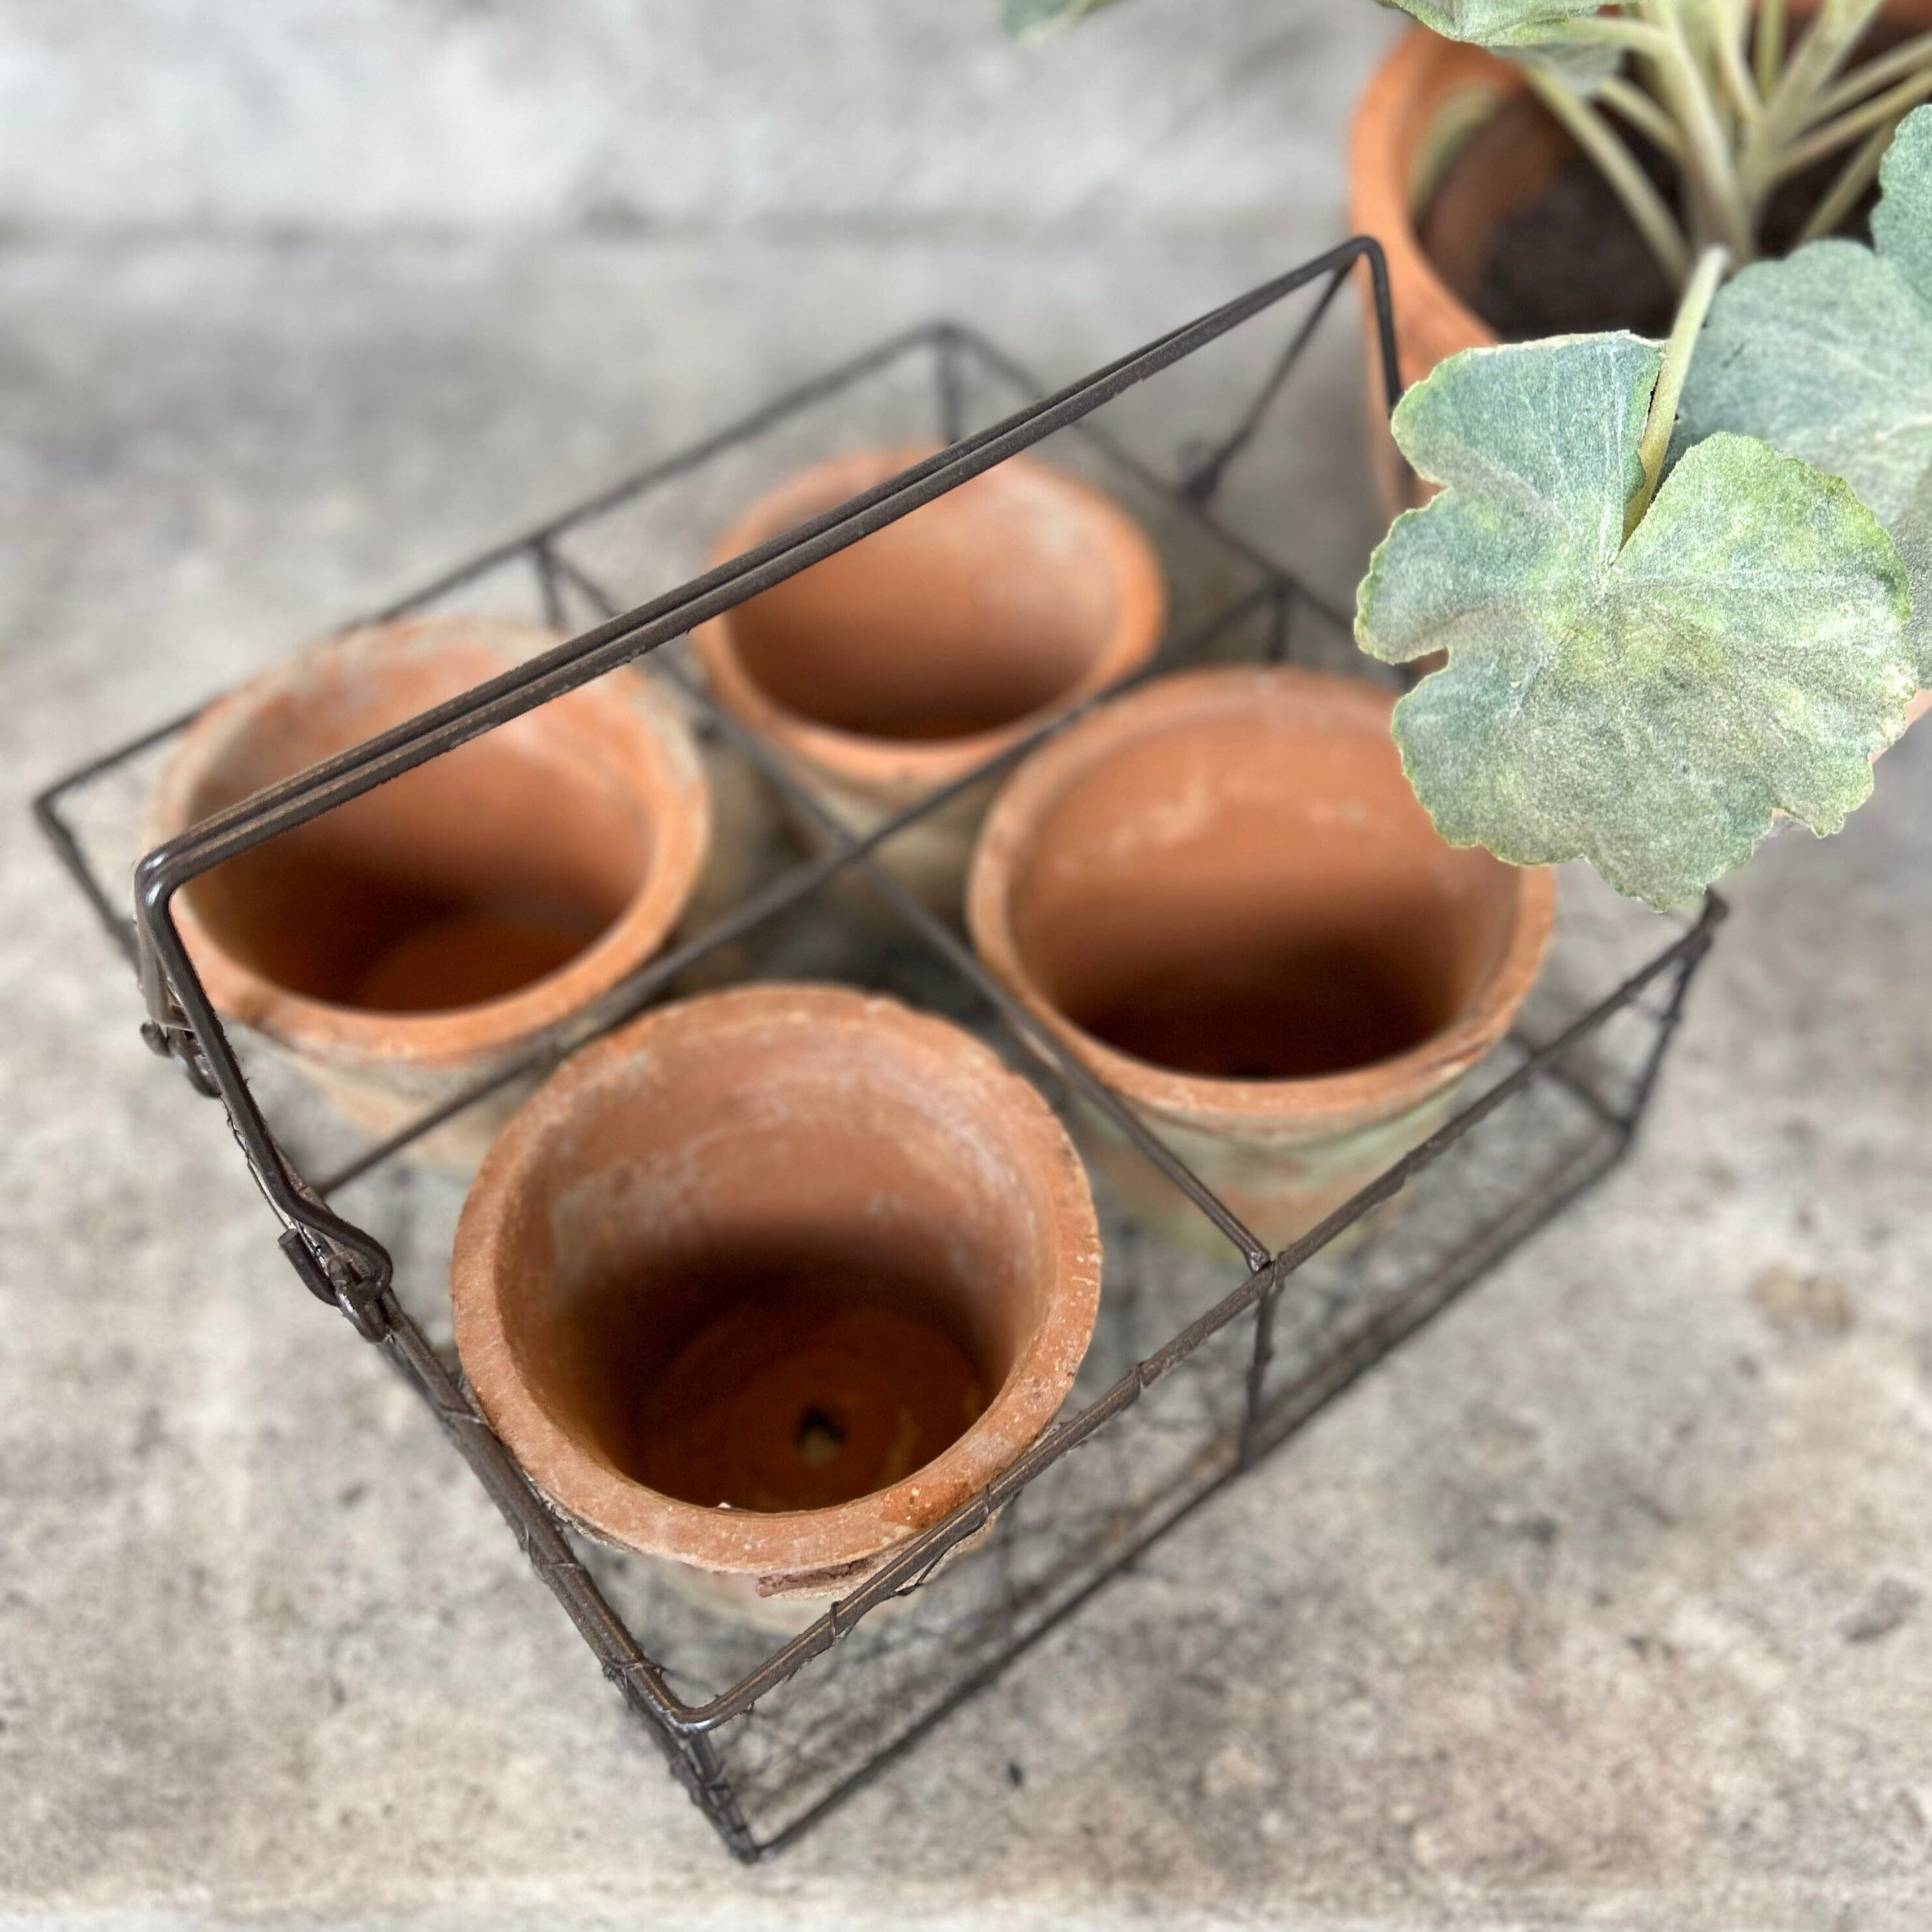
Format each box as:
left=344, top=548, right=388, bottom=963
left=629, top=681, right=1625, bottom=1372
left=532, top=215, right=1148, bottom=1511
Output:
left=34, top=237, right=1724, bottom=1860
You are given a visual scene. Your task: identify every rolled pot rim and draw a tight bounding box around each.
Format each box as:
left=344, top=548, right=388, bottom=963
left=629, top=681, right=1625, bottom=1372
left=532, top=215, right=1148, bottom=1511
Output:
left=692, top=443, right=1169, bottom=798
left=449, top=982, right=1104, bottom=1582
left=966, top=663, right=1558, bottom=1131
left=145, top=616, right=714, bottom=1071
left=1350, top=26, right=1516, bottom=388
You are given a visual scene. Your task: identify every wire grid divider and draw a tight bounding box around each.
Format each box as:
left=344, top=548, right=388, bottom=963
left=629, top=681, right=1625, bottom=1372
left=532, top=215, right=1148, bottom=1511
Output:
left=34, top=238, right=1724, bottom=1860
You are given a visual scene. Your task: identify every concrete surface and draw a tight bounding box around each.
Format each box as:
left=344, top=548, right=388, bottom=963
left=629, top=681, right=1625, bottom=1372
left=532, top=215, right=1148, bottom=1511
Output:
left=6, top=4, right=1932, bottom=1928
left=0, top=0, right=1392, bottom=238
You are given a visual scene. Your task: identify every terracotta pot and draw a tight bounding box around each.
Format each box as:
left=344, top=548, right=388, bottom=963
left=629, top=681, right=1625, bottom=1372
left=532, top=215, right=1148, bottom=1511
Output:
left=147, top=617, right=712, bottom=1170
left=968, top=666, right=1556, bottom=1255
left=693, top=446, right=1166, bottom=914
left=1350, top=29, right=1527, bottom=513
left=1353, top=31, right=1521, bottom=380
left=450, top=983, right=1103, bottom=1629
left=1349, top=8, right=1932, bottom=512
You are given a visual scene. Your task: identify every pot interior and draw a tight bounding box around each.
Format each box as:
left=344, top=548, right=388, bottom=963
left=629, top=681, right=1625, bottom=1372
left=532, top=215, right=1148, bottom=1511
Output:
left=180, top=645, right=656, bottom=1015
left=1001, top=691, right=1523, bottom=1084
left=1418, top=17, right=1912, bottom=343
left=718, top=454, right=1132, bottom=744
left=491, top=1014, right=1058, bottom=1516
left=1419, top=93, right=1678, bottom=342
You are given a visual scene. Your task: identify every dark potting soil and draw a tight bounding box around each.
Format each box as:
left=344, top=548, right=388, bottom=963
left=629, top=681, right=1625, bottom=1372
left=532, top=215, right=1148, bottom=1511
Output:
left=1471, top=129, right=1881, bottom=343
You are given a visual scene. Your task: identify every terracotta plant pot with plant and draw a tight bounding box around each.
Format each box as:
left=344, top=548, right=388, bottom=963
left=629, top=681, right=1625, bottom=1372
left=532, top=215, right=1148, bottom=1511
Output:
left=694, top=446, right=1166, bottom=914
left=1348, top=0, right=1932, bottom=505
left=450, top=983, right=1103, bottom=1629
left=1010, top=0, right=1932, bottom=517
left=968, top=665, right=1557, bottom=1253
left=147, top=616, right=712, bottom=1169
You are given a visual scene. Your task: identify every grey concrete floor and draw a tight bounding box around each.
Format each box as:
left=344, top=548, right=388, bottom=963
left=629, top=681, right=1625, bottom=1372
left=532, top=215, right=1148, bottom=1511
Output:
left=5, top=229, right=1932, bottom=1931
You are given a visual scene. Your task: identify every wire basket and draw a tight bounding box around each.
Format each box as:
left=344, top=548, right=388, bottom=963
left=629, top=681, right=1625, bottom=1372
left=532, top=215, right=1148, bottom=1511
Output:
left=34, top=240, right=1722, bottom=1860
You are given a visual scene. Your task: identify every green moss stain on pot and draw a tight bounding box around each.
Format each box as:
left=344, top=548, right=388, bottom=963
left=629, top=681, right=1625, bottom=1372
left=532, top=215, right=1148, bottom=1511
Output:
left=694, top=446, right=1166, bottom=916
left=145, top=616, right=712, bottom=1171
left=968, top=665, right=1556, bottom=1256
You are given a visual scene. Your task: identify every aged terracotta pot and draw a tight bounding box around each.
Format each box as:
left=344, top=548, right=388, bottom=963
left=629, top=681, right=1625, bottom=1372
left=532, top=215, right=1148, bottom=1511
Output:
left=693, top=446, right=1166, bottom=914
left=1353, top=31, right=1520, bottom=383
left=1350, top=29, right=1530, bottom=513
left=450, top=983, right=1103, bottom=1629
left=968, top=666, right=1556, bottom=1254
left=1350, top=8, right=1932, bottom=512
left=147, top=616, right=711, bottom=1170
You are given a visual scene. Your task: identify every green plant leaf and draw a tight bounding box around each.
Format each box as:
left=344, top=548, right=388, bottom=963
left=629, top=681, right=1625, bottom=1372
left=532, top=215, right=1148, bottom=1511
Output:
left=1000, top=0, right=1127, bottom=37
left=1510, top=38, right=1625, bottom=93
left=1372, top=0, right=1610, bottom=48
left=1678, top=106, right=1932, bottom=680
left=1356, top=335, right=1914, bottom=909
left=1872, top=99, right=1932, bottom=306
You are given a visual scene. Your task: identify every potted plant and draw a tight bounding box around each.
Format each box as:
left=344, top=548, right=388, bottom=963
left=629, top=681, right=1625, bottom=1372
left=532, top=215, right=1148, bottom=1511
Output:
left=1354, top=0, right=1932, bottom=368
left=1352, top=108, right=1932, bottom=907
left=1005, top=0, right=1932, bottom=501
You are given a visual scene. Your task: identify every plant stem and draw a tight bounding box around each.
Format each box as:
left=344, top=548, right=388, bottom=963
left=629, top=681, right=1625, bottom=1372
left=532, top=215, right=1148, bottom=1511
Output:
left=1793, top=111, right=1903, bottom=240
left=1600, top=74, right=1688, bottom=158
left=1776, top=60, right=1932, bottom=175
left=1674, top=0, right=1735, bottom=143
left=1807, top=27, right=1932, bottom=123
left=1559, top=15, right=1673, bottom=55
left=1755, top=0, right=1787, bottom=98
left=1626, top=244, right=1729, bottom=541
left=1713, top=0, right=1763, bottom=123
left=1651, top=0, right=1757, bottom=256
left=1749, top=0, right=1886, bottom=183
left=1525, top=63, right=1694, bottom=284
left=1771, top=0, right=1882, bottom=116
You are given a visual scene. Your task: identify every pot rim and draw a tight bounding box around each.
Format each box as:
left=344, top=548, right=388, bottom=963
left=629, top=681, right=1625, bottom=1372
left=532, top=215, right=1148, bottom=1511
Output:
left=966, top=664, right=1557, bottom=1131
left=449, top=982, right=1104, bottom=1581
left=692, top=444, right=1168, bottom=798
left=145, top=615, right=713, bottom=1070
left=1349, top=26, right=1518, bottom=386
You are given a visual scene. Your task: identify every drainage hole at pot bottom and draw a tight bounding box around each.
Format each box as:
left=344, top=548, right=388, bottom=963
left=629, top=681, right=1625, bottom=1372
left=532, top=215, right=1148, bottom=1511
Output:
left=561, top=1248, right=992, bottom=1514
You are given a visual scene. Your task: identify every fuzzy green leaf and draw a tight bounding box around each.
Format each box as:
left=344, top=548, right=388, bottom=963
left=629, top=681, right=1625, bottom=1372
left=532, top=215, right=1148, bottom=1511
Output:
left=1872, top=101, right=1932, bottom=306
left=1679, top=106, right=1932, bottom=680
left=1000, top=0, right=1126, bottom=36
left=1374, top=0, right=1610, bottom=47
left=1357, top=336, right=1914, bottom=909
left=1510, top=38, right=1626, bottom=93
